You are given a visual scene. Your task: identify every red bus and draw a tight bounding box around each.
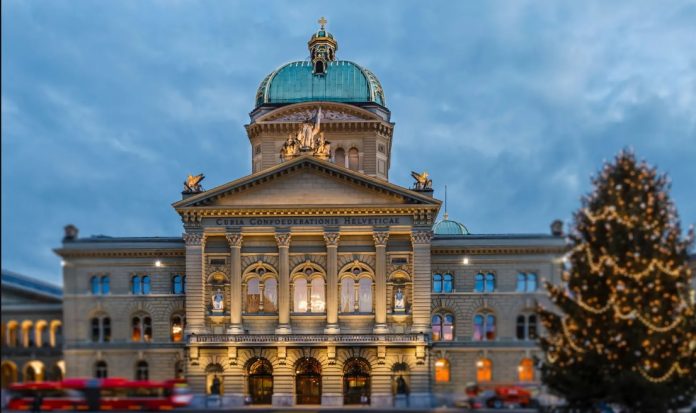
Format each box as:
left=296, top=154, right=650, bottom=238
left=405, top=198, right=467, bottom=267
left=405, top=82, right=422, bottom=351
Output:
left=8, top=378, right=193, bottom=411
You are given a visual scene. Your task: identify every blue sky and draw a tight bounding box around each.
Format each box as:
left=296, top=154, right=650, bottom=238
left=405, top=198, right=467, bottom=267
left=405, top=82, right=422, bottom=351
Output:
left=2, top=1, right=695, bottom=285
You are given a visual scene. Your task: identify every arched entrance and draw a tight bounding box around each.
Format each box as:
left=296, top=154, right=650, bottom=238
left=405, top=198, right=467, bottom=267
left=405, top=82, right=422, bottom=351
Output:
left=247, top=357, right=273, bottom=405
left=1, top=362, right=18, bottom=388
left=343, top=357, right=371, bottom=405
left=295, top=357, right=321, bottom=405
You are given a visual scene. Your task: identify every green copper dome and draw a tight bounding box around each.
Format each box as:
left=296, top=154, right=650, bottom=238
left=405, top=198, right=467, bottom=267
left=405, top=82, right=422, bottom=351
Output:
left=433, top=215, right=470, bottom=235
left=255, top=61, right=386, bottom=107
left=255, top=20, right=386, bottom=108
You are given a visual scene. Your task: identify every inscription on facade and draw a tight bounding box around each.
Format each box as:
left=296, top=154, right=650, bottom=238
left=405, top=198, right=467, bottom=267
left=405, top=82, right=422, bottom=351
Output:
left=210, top=216, right=410, bottom=227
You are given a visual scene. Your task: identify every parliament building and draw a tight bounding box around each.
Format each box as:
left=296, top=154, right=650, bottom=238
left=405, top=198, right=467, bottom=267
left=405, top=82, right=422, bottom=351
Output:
left=54, top=21, right=567, bottom=407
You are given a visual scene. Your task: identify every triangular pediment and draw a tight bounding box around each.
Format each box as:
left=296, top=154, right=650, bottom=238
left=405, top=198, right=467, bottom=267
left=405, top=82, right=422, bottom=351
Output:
left=172, top=156, right=440, bottom=210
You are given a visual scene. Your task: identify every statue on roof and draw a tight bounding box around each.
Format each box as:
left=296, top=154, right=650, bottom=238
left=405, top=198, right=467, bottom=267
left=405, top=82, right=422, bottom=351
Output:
left=411, top=171, right=432, bottom=191
left=280, top=133, right=300, bottom=161
left=183, top=173, right=205, bottom=193
left=313, top=132, right=331, bottom=160
left=298, top=107, right=322, bottom=149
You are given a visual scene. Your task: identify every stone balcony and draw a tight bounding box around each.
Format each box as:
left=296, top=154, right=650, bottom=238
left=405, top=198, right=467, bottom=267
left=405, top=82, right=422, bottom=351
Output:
left=188, top=333, right=426, bottom=346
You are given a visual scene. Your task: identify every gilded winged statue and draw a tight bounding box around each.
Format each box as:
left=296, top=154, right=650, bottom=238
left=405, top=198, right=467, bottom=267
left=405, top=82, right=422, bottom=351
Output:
left=411, top=171, right=432, bottom=190
left=183, top=173, right=205, bottom=193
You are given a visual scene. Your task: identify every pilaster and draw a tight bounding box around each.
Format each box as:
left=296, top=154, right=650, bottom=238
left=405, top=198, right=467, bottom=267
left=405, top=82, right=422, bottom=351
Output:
left=373, top=230, right=390, bottom=333
left=324, top=231, right=340, bottom=334
left=226, top=232, right=243, bottom=334
left=411, top=229, right=433, bottom=333
left=183, top=229, right=205, bottom=334
left=275, top=232, right=292, bottom=334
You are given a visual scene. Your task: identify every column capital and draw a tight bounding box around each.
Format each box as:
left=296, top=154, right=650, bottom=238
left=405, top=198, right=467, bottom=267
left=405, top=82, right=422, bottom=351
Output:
left=410, top=230, right=433, bottom=245
left=225, top=233, right=243, bottom=248
left=323, top=232, right=341, bottom=247
left=275, top=232, right=292, bottom=248
left=183, top=232, right=204, bottom=246
left=372, top=231, right=390, bottom=247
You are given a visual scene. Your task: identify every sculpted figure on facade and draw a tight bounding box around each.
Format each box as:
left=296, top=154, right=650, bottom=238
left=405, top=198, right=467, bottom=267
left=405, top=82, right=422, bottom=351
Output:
left=410, top=171, right=432, bottom=191
left=394, top=287, right=405, bottom=311
left=280, top=134, right=300, bottom=161
left=183, top=173, right=205, bottom=193
left=298, top=107, right=322, bottom=149
left=212, top=288, right=224, bottom=311
left=313, top=132, right=331, bottom=159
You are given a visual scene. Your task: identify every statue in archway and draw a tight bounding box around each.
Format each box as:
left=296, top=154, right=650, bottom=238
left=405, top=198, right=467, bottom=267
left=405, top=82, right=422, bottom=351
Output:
left=394, top=288, right=405, bottom=311
left=396, top=374, right=409, bottom=395
left=212, top=289, right=224, bottom=311
left=210, top=375, right=221, bottom=395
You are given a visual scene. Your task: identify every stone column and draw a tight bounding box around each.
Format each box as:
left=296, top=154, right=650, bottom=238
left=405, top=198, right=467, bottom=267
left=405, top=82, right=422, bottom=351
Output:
left=275, top=232, right=292, bottom=334
left=323, top=232, right=340, bottom=334
left=226, top=232, right=243, bottom=334
left=411, top=230, right=433, bottom=333
left=183, top=230, right=205, bottom=334
left=373, top=230, right=390, bottom=333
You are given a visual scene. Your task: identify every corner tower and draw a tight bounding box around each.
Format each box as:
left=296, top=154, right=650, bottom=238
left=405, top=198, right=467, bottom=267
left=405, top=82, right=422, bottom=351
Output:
left=247, top=18, right=394, bottom=180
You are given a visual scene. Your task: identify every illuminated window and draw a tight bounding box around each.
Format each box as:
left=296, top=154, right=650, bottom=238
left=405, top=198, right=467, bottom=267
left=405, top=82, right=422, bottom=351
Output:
left=263, top=278, right=278, bottom=312
left=516, top=273, right=538, bottom=292
left=293, top=278, right=308, bottom=312
left=94, top=361, right=108, bottom=379
left=7, top=322, right=19, bottom=347
left=473, top=313, right=496, bottom=341
left=247, top=278, right=261, bottom=312
left=476, top=358, right=492, bottom=382
left=311, top=278, right=325, bottom=312
left=443, top=273, right=454, bottom=293
left=527, top=273, right=538, bottom=291
left=131, top=315, right=152, bottom=342
left=341, top=278, right=355, bottom=313
left=171, top=315, right=185, bottom=342
left=516, top=273, right=526, bottom=292
left=485, top=273, right=495, bottom=292
left=142, top=276, right=151, bottom=294
left=135, top=361, right=148, bottom=381
left=434, top=358, right=450, bottom=383
left=432, top=274, right=443, bottom=293
left=432, top=313, right=454, bottom=341
left=358, top=278, right=373, bottom=312
left=518, top=358, right=534, bottom=382
left=474, top=273, right=484, bottom=292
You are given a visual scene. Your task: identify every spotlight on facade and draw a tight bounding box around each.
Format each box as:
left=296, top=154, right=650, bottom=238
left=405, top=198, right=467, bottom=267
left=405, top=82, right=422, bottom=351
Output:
left=476, top=360, right=484, bottom=368
left=462, top=257, right=470, bottom=265
left=155, top=260, right=162, bottom=267
left=60, top=260, right=66, bottom=267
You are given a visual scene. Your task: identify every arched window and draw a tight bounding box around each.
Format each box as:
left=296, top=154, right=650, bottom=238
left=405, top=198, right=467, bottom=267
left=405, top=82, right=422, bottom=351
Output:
left=90, top=276, right=99, bottom=295
left=434, top=358, right=450, bottom=383
left=263, top=278, right=278, bottom=312
left=35, top=321, right=48, bottom=348
left=171, top=314, right=185, bottom=342
left=527, top=273, right=538, bottom=292
left=131, top=276, right=141, bottom=294
left=474, top=273, right=484, bottom=292
left=432, top=274, right=443, bottom=293
left=21, top=321, right=33, bottom=347
left=518, top=358, right=534, bottom=382
left=293, top=278, right=308, bottom=313
left=94, top=361, right=108, bottom=379
left=358, top=278, right=372, bottom=313
left=432, top=313, right=454, bottom=341
left=335, top=148, right=346, bottom=167
left=247, top=278, right=261, bottom=312
left=516, top=273, right=527, bottom=292
left=485, top=273, right=495, bottom=292
left=473, top=313, right=496, bottom=341
left=172, top=275, right=183, bottom=294
left=310, top=278, right=325, bottom=312
left=7, top=322, right=19, bottom=347
left=443, top=274, right=454, bottom=293
left=103, top=317, right=111, bottom=342
left=131, top=315, right=152, bottom=342
left=50, top=321, right=62, bottom=348
left=101, top=276, right=110, bottom=294
left=142, top=276, right=151, bottom=294
left=476, top=358, right=492, bottom=382
left=1, top=361, right=18, bottom=388
left=135, top=361, right=148, bottom=381
left=341, top=278, right=355, bottom=313
left=348, top=148, right=359, bottom=170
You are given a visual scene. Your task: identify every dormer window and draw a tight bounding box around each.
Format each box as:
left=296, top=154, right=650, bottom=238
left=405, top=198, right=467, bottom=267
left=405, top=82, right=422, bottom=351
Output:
left=314, top=60, right=325, bottom=75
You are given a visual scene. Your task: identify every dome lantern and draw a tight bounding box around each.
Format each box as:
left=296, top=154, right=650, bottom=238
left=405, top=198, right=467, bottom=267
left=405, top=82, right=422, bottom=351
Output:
left=308, top=17, right=338, bottom=75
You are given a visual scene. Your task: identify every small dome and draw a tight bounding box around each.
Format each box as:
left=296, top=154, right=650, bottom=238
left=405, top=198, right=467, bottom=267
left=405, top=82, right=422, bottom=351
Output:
left=433, top=216, right=470, bottom=235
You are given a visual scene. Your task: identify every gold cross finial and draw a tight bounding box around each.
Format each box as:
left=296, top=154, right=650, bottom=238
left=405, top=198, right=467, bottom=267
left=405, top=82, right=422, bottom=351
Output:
left=318, top=17, right=327, bottom=29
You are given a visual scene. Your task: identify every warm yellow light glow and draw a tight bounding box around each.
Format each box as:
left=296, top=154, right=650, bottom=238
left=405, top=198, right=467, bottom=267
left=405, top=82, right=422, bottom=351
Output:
left=435, top=360, right=446, bottom=367
left=462, top=257, right=470, bottom=265
left=155, top=260, right=162, bottom=267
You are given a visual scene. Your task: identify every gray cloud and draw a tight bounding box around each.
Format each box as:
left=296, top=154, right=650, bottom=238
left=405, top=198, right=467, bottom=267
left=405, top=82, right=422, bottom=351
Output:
left=2, top=0, right=695, bottom=284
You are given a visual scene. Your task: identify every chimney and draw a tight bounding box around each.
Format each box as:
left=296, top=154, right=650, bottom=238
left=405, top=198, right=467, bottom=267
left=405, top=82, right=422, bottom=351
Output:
left=63, top=224, right=79, bottom=242
left=550, top=220, right=564, bottom=237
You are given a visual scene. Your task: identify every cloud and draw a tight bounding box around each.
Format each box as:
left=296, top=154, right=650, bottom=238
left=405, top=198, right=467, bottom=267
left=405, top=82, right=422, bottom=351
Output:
left=2, top=0, right=695, bottom=284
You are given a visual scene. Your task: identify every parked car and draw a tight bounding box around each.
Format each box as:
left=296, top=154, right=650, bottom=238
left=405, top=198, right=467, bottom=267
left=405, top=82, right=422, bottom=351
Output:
left=464, top=385, right=534, bottom=409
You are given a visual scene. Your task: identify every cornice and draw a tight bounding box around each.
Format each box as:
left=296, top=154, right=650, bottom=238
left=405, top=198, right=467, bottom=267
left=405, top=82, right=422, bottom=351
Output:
left=431, top=247, right=567, bottom=255
left=246, top=120, right=393, bottom=140
left=55, top=248, right=185, bottom=259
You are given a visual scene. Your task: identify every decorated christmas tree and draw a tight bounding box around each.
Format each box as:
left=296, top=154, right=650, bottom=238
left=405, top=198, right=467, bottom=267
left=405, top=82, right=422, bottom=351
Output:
left=538, top=150, right=696, bottom=412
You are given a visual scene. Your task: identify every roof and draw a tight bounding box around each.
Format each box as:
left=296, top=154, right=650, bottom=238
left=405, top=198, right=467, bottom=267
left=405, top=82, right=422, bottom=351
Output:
left=433, top=218, right=470, bottom=235
left=255, top=60, right=385, bottom=108
left=1, top=268, right=63, bottom=299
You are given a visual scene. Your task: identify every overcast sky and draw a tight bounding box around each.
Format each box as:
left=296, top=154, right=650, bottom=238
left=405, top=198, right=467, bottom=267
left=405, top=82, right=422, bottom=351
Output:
left=3, top=0, right=695, bottom=285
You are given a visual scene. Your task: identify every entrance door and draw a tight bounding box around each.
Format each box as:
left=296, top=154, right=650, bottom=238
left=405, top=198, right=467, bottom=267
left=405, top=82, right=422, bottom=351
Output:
left=295, top=357, right=322, bottom=405
left=247, top=358, right=273, bottom=405
left=343, top=357, right=371, bottom=405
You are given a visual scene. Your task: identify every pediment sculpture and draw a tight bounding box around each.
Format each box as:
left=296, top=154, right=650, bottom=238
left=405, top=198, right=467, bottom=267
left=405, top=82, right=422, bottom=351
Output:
left=280, top=107, right=332, bottom=161
left=183, top=173, right=205, bottom=193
